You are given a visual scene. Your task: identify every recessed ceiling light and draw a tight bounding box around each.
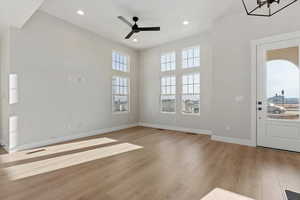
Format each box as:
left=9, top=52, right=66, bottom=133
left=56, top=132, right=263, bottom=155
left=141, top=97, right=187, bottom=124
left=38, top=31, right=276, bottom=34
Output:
left=77, top=10, right=85, bottom=16
left=133, top=38, right=138, bottom=42
left=183, top=20, right=190, bottom=25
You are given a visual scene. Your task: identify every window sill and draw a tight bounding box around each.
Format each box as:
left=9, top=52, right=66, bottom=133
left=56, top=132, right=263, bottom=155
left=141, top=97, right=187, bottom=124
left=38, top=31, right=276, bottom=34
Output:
left=113, top=111, right=130, bottom=115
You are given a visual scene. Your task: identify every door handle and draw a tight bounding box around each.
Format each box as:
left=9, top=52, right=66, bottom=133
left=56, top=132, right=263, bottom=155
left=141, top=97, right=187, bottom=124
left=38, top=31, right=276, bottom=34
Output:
left=257, top=101, right=262, bottom=105
left=258, top=107, right=262, bottom=111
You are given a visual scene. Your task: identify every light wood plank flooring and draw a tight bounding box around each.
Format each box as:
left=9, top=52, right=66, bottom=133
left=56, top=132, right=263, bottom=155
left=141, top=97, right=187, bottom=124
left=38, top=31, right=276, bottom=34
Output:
left=0, top=126, right=300, bottom=200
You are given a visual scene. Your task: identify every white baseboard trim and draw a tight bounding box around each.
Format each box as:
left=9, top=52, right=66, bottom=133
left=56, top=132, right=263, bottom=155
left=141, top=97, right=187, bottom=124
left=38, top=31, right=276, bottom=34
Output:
left=211, top=135, right=256, bottom=147
left=138, top=122, right=212, bottom=135
left=9, top=123, right=139, bottom=153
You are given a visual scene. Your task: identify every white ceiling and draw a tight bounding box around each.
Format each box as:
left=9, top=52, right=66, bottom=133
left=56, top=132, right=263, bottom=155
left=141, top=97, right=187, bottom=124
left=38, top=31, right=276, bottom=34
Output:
left=40, top=0, right=240, bottom=49
left=0, top=0, right=45, bottom=28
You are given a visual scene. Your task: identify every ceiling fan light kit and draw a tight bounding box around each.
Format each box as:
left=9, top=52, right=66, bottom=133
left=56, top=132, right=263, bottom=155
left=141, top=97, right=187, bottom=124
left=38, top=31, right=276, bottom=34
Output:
left=242, top=0, right=298, bottom=17
left=118, top=16, right=160, bottom=39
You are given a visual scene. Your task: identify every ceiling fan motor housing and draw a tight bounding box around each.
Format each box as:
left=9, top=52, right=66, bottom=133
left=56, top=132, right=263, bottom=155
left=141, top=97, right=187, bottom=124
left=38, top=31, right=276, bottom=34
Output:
left=133, top=16, right=139, bottom=22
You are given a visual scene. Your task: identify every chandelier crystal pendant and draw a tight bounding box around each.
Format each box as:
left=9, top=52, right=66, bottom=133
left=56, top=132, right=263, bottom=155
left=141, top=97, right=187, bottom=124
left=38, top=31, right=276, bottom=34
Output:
left=242, top=0, right=298, bottom=17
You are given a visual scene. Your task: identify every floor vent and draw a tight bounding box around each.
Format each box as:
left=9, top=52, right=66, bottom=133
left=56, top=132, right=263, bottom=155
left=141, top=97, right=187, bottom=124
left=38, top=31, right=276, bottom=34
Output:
left=27, top=149, right=46, bottom=155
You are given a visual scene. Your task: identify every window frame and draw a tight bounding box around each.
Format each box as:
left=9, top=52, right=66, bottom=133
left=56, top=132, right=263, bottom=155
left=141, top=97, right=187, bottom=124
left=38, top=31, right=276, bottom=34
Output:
left=112, top=50, right=130, bottom=73
left=160, top=51, right=176, bottom=72
left=160, top=75, right=176, bottom=114
left=181, top=72, right=200, bottom=116
left=112, top=75, right=130, bottom=114
left=182, top=46, right=200, bottom=69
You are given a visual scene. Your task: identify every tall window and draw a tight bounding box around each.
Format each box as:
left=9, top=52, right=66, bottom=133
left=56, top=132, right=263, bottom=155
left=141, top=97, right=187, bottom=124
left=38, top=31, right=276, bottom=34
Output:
left=182, top=73, right=200, bottom=115
left=161, top=76, right=176, bottom=113
left=112, top=51, right=129, bottom=72
left=161, top=52, right=176, bottom=72
left=182, top=46, right=200, bottom=68
left=112, top=76, right=129, bottom=113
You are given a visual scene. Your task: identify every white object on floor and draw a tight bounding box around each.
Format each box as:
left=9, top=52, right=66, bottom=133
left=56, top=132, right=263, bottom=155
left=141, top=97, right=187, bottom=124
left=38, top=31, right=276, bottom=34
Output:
left=201, top=188, right=254, bottom=200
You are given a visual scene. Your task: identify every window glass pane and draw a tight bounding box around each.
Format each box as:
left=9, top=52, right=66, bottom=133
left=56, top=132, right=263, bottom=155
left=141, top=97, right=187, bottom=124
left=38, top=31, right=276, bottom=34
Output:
left=182, top=73, right=200, bottom=114
left=182, top=47, right=200, bottom=68
left=161, top=75, right=176, bottom=113
left=194, top=85, right=200, bottom=94
left=112, top=51, right=129, bottom=72
left=183, top=85, right=188, bottom=94
left=112, top=76, right=129, bottom=113
left=182, top=76, right=188, bottom=84
left=182, top=95, right=200, bottom=114
left=171, top=86, right=176, bottom=95
left=194, top=74, right=200, bottom=84
left=161, top=52, right=176, bottom=72
left=161, top=95, right=176, bottom=113
left=171, top=77, right=176, bottom=85
left=188, top=85, right=193, bottom=93
left=113, top=95, right=129, bottom=112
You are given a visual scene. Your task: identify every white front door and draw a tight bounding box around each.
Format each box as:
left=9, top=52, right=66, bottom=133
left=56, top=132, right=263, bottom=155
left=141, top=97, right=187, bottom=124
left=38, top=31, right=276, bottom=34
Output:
left=257, top=38, right=300, bottom=152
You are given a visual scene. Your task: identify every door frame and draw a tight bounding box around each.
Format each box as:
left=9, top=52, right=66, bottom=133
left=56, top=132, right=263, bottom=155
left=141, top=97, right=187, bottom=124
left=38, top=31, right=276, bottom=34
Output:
left=250, top=31, right=300, bottom=147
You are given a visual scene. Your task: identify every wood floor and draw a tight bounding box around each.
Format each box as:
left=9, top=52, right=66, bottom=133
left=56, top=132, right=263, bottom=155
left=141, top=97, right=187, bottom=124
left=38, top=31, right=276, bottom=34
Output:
left=0, top=126, right=300, bottom=200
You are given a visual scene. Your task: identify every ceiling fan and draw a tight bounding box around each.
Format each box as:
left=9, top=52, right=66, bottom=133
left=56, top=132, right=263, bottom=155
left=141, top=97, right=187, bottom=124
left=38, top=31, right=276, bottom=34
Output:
left=118, top=16, right=160, bottom=39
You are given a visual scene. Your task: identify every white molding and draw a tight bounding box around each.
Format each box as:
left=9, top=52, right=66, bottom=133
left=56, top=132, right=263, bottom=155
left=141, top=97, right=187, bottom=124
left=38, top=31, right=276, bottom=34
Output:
left=251, top=31, right=300, bottom=46
left=138, top=122, right=212, bottom=135
left=250, top=40, right=258, bottom=147
left=211, top=135, right=256, bottom=147
left=9, top=123, right=139, bottom=153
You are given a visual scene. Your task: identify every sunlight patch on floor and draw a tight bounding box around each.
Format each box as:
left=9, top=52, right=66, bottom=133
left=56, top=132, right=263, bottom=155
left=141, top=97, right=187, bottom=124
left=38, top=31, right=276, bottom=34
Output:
left=1, top=143, right=143, bottom=180
left=0, top=137, right=116, bottom=163
left=201, top=188, right=254, bottom=200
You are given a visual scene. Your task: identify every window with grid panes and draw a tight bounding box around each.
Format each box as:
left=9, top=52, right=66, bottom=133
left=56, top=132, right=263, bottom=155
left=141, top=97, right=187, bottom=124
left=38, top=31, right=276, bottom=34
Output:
left=161, top=76, right=176, bottom=113
left=112, top=76, right=129, bottom=112
left=182, top=46, right=200, bottom=69
left=112, top=51, right=129, bottom=72
left=161, top=52, right=176, bottom=72
left=182, top=73, right=200, bottom=114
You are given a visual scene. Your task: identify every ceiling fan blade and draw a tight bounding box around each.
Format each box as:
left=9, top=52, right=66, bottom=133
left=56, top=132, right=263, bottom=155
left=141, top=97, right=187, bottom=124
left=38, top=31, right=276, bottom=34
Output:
left=118, top=16, right=133, bottom=27
left=125, top=31, right=135, bottom=39
left=138, top=27, right=160, bottom=31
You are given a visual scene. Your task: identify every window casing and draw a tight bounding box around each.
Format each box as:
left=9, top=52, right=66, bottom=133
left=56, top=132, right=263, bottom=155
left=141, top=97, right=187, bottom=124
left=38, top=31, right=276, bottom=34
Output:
left=182, top=46, right=200, bottom=69
left=182, top=73, right=200, bottom=115
left=161, top=52, right=176, bottom=72
left=112, top=76, right=129, bottom=113
left=112, top=51, right=129, bottom=72
left=161, top=76, right=176, bottom=113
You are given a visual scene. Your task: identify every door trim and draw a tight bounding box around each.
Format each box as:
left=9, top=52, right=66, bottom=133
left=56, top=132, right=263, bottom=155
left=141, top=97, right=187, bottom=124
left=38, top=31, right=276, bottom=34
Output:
left=250, top=31, right=300, bottom=147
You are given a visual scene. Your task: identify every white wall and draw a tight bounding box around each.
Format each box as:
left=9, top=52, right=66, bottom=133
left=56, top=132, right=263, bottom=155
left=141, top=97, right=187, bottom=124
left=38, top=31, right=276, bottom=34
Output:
left=211, top=5, right=300, bottom=141
left=8, top=11, right=139, bottom=149
left=139, top=5, right=300, bottom=142
left=139, top=33, right=213, bottom=133
left=0, top=27, right=10, bottom=148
